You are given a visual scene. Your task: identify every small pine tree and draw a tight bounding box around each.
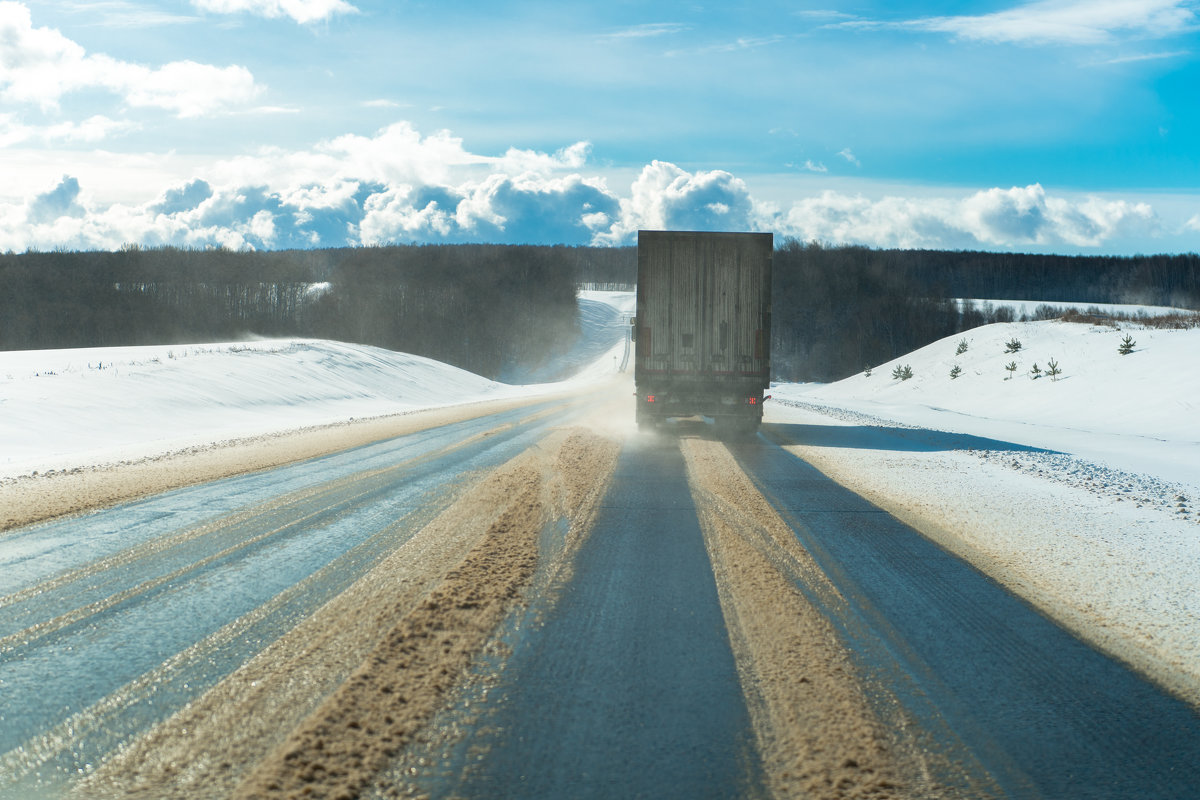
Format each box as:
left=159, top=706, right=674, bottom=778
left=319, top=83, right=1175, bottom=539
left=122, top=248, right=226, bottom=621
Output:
left=864, top=365, right=873, bottom=377
left=1118, top=334, right=1135, bottom=355
left=1029, top=362, right=1041, bottom=379
left=1004, top=361, right=1017, bottom=380
left=956, top=338, right=969, bottom=355
left=1004, top=337, right=1022, bottom=354
left=1046, top=358, right=1061, bottom=381
left=950, top=364, right=962, bottom=379
left=892, top=364, right=913, bottom=380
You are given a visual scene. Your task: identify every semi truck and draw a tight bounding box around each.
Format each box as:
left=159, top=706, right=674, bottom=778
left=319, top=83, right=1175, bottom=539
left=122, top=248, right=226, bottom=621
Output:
left=633, top=230, right=773, bottom=433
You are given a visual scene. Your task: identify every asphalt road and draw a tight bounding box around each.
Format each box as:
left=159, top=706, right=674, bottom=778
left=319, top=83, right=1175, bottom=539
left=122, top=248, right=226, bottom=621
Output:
left=2, top=400, right=1199, bottom=799
left=414, top=436, right=766, bottom=799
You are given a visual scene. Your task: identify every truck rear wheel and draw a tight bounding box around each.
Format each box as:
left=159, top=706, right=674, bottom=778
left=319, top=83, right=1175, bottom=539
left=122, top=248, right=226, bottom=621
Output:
left=635, top=403, right=658, bottom=433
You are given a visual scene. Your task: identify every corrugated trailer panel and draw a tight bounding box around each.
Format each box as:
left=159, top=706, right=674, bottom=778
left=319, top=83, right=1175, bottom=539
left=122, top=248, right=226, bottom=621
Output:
left=635, top=230, right=772, bottom=430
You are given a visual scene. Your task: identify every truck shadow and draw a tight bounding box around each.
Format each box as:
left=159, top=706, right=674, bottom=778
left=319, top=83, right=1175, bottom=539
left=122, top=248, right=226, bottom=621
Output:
left=760, top=423, right=1059, bottom=454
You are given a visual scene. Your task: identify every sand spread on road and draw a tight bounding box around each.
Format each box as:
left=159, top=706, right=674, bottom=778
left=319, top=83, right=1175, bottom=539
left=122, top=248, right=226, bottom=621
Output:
left=0, top=395, right=561, bottom=533
left=74, top=428, right=619, bottom=800
left=682, top=438, right=998, bottom=800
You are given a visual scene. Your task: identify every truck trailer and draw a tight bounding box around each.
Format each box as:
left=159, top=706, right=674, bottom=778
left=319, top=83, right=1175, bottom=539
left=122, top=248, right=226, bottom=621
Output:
left=633, top=230, right=773, bottom=433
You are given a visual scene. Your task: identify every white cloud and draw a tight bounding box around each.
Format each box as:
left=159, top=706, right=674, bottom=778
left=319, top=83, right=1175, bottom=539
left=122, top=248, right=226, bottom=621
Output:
left=603, top=161, right=757, bottom=243
left=0, top=121, right=1177, bottom=254
left=0, top=2, right=261, bottom=116
left=1185, top=214, right=1200, bottom=233
left=909, top=0, right=1198, bottom=46
left=0, top=126, right=622, bottom=250
left=494, top=141, right=591, bottom=175
left=1101, top=49, right=1191, bottom=64
left=0, top=113, right=136, bottom=146
left=120, top=60, right=259, bottom=118
left=58, top=2, right=201, bottom=28
left=802, top=160, right=827, bottom=173
left=191, top=0, right=358, bottom=24
left=778, top=183, right=1158, bottom=249
left=837, top=147, right=861, bottom=166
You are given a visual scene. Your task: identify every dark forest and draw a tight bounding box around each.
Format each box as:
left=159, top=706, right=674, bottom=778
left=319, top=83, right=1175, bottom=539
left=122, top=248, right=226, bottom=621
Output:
left=2, top=241, right=1196, bottom=382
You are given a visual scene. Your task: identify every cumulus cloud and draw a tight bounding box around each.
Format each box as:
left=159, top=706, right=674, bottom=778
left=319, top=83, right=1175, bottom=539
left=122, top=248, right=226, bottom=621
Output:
left=151, top=180, right=214, bottom=215
left=779, top=183, right=1158, bottom=249
left=603, top=161, right=757, bottom=243
left=27, top=175, right=86, bottom=224
left=494, top=141, right=592, bottom=175
left=0, top=2, right=261, bottom=116
left=0, top=120, right=1173, bottom=254
left=191, top=0, right=358, bottom=24
left=0, top=126, right=624, bottom=250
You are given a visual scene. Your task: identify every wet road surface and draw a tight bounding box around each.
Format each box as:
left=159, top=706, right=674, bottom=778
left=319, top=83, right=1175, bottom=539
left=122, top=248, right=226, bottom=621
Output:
left=2, top=405, right=1200, bottom=799
left=420, top=437, right=765, bottom=799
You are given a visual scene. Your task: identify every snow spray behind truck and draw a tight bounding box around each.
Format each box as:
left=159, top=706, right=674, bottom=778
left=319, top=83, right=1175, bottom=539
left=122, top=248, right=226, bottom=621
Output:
left=633, top=230, right=773, bottom=433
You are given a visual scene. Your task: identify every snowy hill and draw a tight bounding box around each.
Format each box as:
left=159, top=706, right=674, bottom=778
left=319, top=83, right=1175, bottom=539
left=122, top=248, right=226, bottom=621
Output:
left=774, top=318, right=1200, bottom=486
left=0, top=291, right=633, bottom=480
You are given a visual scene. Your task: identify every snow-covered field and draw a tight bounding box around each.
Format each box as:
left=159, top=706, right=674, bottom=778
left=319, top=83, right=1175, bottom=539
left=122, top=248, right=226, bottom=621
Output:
left=2, top=289, right=1198, bottom=704
left=0, top=290, right=633, bottom=480
left=774, top=317, right=1200, bottom=487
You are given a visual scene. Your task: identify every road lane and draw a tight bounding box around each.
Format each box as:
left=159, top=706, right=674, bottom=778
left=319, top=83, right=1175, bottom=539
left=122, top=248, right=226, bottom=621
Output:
left=0, top=397, right=589, bottom=796
left=5, top=400, right=1200, bottom=800
left=737, top=426, right=1200, bottom=799
left=411, top=434, right=766, bottom=799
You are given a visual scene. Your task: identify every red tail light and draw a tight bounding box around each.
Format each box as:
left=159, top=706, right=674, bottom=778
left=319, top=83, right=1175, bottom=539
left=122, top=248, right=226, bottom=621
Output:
left=646, top=394, right=656, bottom=403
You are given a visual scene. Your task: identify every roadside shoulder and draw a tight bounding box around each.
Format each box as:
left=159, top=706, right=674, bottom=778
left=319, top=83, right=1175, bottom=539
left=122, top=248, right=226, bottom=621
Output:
left=765, top=405, right=1200, bottom=709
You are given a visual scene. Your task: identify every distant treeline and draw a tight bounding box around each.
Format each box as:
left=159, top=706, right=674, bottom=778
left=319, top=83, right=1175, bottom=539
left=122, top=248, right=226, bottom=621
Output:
left=3, top=241, right=1197, bottom=382
left=1, top=245, right=589, bottom=380
left=769, top=241, right=1200, bottom=381
left=577, top=238, right=1200, bottom=381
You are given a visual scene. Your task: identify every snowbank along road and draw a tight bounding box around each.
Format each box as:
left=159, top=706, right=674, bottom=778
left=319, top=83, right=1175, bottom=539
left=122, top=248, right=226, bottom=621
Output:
left=3, top=380, right=1200, bottom=800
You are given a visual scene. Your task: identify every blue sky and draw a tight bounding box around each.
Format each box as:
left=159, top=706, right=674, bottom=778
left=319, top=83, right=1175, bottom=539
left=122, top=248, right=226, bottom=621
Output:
left=2, top=0, right=1199, bottom=254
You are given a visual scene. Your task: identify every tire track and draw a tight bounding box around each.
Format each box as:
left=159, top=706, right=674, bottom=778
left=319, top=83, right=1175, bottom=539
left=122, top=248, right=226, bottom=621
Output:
left=0, top=413, right=548, bottom=662
left=681, top=437, right=997, bottom=800
left=75, top=428, right=620, bottom=800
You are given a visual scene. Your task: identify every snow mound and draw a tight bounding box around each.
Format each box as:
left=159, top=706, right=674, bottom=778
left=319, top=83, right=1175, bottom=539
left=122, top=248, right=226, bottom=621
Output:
left=0, top=341, right=511, bottom=477
left=774, top=319, right=1200, bottom=486
left=0, top=292, right=637, bottom=479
